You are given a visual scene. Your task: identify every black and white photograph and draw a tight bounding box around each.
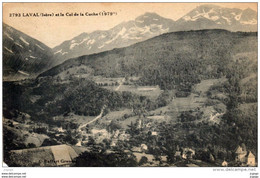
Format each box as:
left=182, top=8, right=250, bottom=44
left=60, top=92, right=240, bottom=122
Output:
left=2, top=2, right=258, bottom=170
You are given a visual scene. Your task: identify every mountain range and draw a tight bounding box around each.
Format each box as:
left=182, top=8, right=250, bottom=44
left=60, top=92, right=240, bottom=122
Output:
left=53, top=4, right=257, bottom=64
left=3, top=24, right=55, bottom=80
left=3, top=4, right=257, bottom=80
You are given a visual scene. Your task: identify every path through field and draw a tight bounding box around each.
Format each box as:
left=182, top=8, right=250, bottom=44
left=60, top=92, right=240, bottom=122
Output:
left=77, top=77, right=125, bottom=132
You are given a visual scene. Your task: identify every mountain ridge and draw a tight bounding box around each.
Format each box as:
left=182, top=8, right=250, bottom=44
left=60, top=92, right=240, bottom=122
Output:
left=39, top=29, right=257, bottom=82
left=52, top=5, right=257, bottom=64
left=3, top=23, right=55, bottom=81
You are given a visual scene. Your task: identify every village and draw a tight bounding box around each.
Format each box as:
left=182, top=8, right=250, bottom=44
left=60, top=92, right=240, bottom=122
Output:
left=3, top=74, right=257, bottom=167
left=3, top=109, right=257, bottom=167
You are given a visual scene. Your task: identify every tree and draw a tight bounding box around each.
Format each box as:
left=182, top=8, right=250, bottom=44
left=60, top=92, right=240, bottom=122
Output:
left=74, top=150, right=138, bottom=167
left=139, top=156, right=148, bottom=166
left=27, top=143, right=36, bottom=148
left=41, top=139, right=58, bottom=146
left=108, top=120, right=121, bottom=133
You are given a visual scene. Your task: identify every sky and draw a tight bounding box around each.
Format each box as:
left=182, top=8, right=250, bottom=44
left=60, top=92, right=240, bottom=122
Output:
left=3, top=3, right=257, bottom=48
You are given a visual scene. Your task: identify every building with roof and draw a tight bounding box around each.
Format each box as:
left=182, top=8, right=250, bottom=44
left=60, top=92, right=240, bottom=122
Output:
left=247, top=151, right=256, bottom=166
left=9, top=144, right=87, bottom=167
left=235, top=145, right=247, bottom=162
left=222, top=160, right=228, bottom=167
left=235, top=145, right=256, bottom=166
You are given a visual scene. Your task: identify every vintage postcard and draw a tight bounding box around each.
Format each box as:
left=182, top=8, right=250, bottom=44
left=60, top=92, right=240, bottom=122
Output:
left=2, top=2, right=258, bottom=169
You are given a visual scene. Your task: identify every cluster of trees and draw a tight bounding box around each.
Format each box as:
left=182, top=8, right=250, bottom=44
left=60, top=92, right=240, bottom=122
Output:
left=221, top=62, right=257, bottom=153
left=97, top=82, right=119, bottom=87
left=74, top=149, right=138, bottom=167
left=3, top=78, right=156, bottom=128
left=39, top=30, right=256, bottom=94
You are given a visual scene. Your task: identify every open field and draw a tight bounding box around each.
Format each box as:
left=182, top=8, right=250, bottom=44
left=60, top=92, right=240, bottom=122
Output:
left=56, top=65, right=93, bottom=81
left=119, top=116, right=139, bottom=129
left=149, top=78, right=227, bottom=121
left=56, top=113, right=96, bottom=125
left=102, top=109, right=133, bottom=122
left=92, top=76, right=124, bottom=85
left=103, top=84, right=163, bottom=100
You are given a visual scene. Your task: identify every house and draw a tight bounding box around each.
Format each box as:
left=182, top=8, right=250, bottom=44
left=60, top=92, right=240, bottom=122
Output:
left=161, top=156, right=167, bottom=162
left=247, top=151, right=256, bottom=166
left=151, top=131, right=158, bottom=136
left=110, top=139, right=117, bottom=147
left=235, top=146, right=247, bottom=162
left=57, top=127, right=65, bottom=133
left=9, top=144, right=85, bottom=167
left=222, top=160, right=228, bottom=167
left=131, top=144, right=148, bottom=153
left=174, top=151, right=182, bottom=158
left=76, top=141, right=82, bottom=146
left=118, top=131, right=130, bottom=141
left=132, top=147, right=142, bottom=153
left=136, top=119, right=143, bottom=129
left=209, top=153, right=215, bottom=162
left=235, top=145, right=256, bottom=166
left=174, top=145, right=182, bottom=159
left=141, top=144, right=148, bottom=152
left=112, top=130, right=120, bottom=138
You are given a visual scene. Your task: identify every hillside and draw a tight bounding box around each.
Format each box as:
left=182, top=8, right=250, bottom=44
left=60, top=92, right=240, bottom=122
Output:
left=40, top=29, right=257, bottom=92
left=3, top=23, right=55, bottom=81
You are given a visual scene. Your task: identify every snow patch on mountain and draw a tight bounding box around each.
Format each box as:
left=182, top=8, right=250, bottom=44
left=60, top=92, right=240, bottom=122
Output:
left=15, top=42, right=24, bottom=48
left=86, top=39, right=95, bottom=45
left=140, top=26, right=152, bottom=34
left=105, top=28, right=126, bottom=44
left=210, top=16, right=219, bottom=21
left=20, top=37, right=29, bottom=45
left=80, top=37, right=90, bottom=45
left=98, top=44, right=105, bottom=49
left=184, top=8, right=221, bottom=22
left=4, top=32, right=14, bottom=41
left=70, top=43, right=79, bottom=50
left=118, top=27, right=127, bottom=36
left=136, top=19, right=144, bottom=23
left=36, top=44, right=45, bottom=50
left=54, top=49, right=62, bottom=54
left=241, top=19, right=257, bottom=25
left=183, top=16, right=192, bottom=21
left=69, top=37, right=94, bottom=49
left=99, top=34, right=106, bottom=39
left=222, top=16, right=231, bottom=24
left=18, top=70, right=29, bottom=76
left=4, top=47, right=14, bottom=54
left=235, top=14, right=242, bottom=21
